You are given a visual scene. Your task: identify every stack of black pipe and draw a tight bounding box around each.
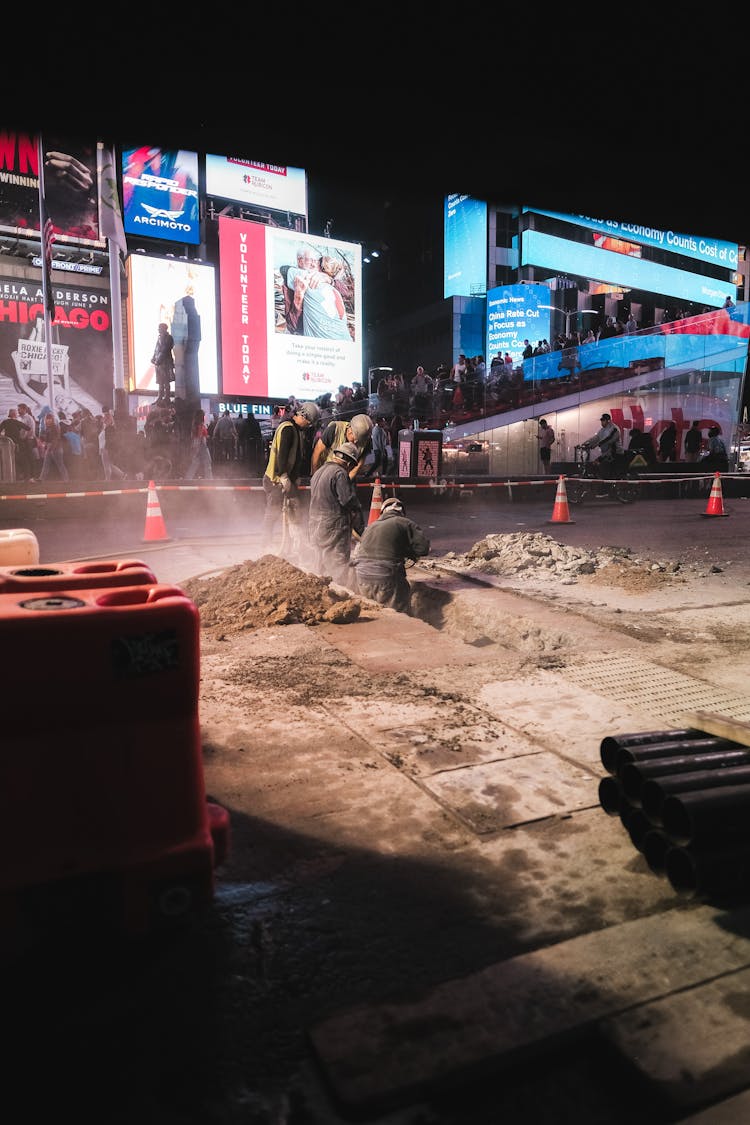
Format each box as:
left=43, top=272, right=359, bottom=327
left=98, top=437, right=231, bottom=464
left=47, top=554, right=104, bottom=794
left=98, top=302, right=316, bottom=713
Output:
left=598, top=727, right=750, bottom=900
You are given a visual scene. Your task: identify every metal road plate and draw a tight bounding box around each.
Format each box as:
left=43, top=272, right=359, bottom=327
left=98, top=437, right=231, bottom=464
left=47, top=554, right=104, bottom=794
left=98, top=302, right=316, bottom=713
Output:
left=421, top=751, right=598, bottom=834
left=377, top=720, right=535, bottom=777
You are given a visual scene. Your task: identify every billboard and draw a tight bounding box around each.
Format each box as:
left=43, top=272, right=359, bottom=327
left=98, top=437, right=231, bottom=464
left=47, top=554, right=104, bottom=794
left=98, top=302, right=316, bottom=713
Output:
left=218, top=217, right=361, bottom=401
left=206, top=156, right=307, bottom=225
left=0, top=272, right=114, bottom=415
left=0, top=129, right=103, bottom=247
left=444, top=194, right=487, bottom=298
left=121, top=146, right=200, bottom=245
left=486, top=283, right=552, bottom=364
left=526, top=208, right=739, bottom=272
left=126, top=255, right=218, bottom=398
left=520, top=230, right=736, bottom=308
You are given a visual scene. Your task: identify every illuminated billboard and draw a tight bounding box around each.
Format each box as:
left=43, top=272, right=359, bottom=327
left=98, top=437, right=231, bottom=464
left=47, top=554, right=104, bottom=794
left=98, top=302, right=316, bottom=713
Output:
left=122, top=146, right=200, bottom=245
left=444, top=194, right=487, bottom=298
left=0, top=270, right=114, bottom=413
left=126, top=255, right=218, bottom=397
left=206, top=156, right=307, bottom=225
left=526, top=208, right=739, bottom=273
left=486, top=283, right=552, bottom=364
left=218, top=217, right=361, bottom=401
left=520, top=230, right=736, bottom=308
left=0, top=128, right=103, bottom=247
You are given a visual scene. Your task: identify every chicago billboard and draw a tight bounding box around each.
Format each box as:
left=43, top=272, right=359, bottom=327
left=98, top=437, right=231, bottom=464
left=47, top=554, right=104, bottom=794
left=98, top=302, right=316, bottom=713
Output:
left=0, top=272, right=114, bottom=415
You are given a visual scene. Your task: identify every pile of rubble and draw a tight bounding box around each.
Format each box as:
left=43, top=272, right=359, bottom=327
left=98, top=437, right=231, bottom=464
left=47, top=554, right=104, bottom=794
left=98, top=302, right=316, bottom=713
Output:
left=424, top=531, right=696, bottom=591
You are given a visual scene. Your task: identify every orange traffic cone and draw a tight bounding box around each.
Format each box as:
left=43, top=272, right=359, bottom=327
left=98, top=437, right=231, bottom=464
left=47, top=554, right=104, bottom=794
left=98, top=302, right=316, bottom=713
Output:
left=702, top=471, right=729, bottom=517
left=143, top=480, right=170, bottom=542
left=368, top=476, right=383, bottom=525
left=548, top=475, right=575, bottom=524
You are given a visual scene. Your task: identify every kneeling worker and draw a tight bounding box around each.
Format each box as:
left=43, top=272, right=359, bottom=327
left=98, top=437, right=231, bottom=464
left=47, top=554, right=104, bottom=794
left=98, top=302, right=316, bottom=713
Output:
left=355, top=496, right=430, bottom=614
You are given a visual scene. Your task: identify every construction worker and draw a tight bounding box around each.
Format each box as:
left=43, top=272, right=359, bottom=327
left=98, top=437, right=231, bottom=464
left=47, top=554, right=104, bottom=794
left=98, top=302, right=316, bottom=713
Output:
left=354, top=496, right=430, bottom=614
left=310, top=412, right=373, bottom=480
left=307, top=442, right=365, bottom=586
left=262, top=400, right=321, bottom=542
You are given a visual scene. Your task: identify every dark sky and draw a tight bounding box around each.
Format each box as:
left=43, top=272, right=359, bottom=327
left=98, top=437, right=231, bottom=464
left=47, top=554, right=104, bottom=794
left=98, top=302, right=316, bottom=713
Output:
left=8, top=26, right=745, bottom=248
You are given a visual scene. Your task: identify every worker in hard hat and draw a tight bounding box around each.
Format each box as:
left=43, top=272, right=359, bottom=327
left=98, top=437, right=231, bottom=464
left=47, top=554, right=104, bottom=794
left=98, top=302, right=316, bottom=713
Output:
left=307, top=441, right=365, bottom=586
left=354, top=496, right=430, bottom=613
left=310, top=412, right=373, bottom=480
left=263, top=400, right=321, bottom=541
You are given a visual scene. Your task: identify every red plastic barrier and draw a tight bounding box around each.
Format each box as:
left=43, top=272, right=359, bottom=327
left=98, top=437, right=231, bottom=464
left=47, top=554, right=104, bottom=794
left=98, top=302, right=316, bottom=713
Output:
left=0, top=558, right=158, bottom=594
left=0, top=582, right=228, bottom=945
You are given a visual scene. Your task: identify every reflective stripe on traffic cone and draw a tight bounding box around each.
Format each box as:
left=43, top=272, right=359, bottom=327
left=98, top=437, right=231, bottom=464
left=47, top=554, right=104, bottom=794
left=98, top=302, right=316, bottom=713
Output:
left=702, top=471, right=730, bottom=517
left=548, top=475, right=575, bottom=524
left=368, top=476, right=383, bottom=525
left=143, top=480, right=171, bottom=541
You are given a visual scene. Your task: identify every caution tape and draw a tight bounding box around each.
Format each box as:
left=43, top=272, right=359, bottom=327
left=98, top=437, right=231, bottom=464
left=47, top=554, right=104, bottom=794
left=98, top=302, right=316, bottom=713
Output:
left=0, top=472, right=726, bottom=503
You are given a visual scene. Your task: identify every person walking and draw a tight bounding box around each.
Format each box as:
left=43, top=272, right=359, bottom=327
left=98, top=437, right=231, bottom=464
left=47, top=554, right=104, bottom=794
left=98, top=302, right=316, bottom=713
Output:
left=658, top=420, right=678, bottom=463
left=703, top=426, right=729, bottom=472
left=263, top=400, right=321, bottom=541
left=184, top=409, right=213, bottom=479
left=536, top=418, right=555, bottom=471
left=354, top=496, right=430, bottom=614
left=365, top=417, right=390, bottom=478
left=38, top=409, right=69, bottom=482
left=684, top=420, right=703, bottom=463
left=307, top=442, right=365, bottom=587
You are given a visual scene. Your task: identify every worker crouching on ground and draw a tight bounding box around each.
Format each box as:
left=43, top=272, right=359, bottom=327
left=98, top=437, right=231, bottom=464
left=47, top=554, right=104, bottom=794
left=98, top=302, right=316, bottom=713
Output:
left=354, top=496, right=430, bottom=614
left=262, top=400, right=321, bottom=545
left=311, top=413, right=373, bottom=480
left=307, top=441, right=365, bottom=587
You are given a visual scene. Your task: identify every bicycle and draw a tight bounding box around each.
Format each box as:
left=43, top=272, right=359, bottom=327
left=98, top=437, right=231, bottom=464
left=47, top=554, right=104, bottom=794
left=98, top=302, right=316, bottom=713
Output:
left=565, top=445, right=640, bottom=505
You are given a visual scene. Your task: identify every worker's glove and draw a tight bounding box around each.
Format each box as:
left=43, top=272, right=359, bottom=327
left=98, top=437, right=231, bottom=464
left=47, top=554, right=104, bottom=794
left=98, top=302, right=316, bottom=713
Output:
left=279, top=474, right=293, bottom=495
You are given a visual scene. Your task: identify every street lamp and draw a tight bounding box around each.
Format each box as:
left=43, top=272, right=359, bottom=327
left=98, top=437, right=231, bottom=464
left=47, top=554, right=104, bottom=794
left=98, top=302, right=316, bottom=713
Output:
left=540, top=305, right=598, bottom=338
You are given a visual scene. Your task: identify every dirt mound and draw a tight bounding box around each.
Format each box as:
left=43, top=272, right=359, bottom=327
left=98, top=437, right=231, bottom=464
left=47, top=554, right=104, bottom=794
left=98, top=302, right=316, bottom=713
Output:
left=180, top=554, right=363, bottom=635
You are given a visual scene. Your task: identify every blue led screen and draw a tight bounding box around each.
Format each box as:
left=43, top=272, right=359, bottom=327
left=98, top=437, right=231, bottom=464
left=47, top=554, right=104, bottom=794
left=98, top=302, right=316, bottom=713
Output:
left=444, top=195, right=487, bottom=298
left=520, top=230, right=735, bottom=308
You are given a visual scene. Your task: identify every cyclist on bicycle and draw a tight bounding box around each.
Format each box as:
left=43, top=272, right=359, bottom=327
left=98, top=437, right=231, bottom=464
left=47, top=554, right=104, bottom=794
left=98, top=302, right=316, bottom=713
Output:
left=581, top=413, right=623, bottom=478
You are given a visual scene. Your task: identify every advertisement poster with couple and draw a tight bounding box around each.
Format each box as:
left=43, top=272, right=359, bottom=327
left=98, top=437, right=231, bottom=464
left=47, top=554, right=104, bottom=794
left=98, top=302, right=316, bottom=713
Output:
left=218, top=218, right=362, bottom=403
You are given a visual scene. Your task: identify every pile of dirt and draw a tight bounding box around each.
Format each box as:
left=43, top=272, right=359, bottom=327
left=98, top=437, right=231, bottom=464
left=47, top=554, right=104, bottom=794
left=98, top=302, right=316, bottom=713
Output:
left=426, top=531, right=691, bottom=592
left=180, top=535, right=712, bottom=636
left=180, top=554, right=363, bottom=635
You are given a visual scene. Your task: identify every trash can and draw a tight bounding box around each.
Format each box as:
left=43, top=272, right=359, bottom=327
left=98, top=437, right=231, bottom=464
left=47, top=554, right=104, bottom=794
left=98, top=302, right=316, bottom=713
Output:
left=0, top=436, right=16, bottom=483
left=397, top=428, right=443, bottom=479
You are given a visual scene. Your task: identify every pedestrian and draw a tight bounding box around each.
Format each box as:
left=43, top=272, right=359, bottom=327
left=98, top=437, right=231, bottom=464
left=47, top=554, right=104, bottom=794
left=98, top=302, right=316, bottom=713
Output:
left=626, top=426, right=656, bottom=469
left=658, top=420, right=678, bottom=463
left=263, top=400, right=321, bottom=542
left=184, top=409, right=213, bottom=479
left=703, top=426, right=729, bottom=472
left=536, top=418, right=555, bottom=471
left=354, top=496, right=430, bottom=614
left=365, top=417, right=390, bottom=478
left=684, top=420, right=703, bottom=463
left=307, top=441, right=365, bottom=586
left=38, top=409, right=70, bottom=481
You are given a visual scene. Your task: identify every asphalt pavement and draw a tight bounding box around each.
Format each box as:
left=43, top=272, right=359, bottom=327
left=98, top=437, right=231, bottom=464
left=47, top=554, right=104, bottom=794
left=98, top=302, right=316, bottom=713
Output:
left=1, top=476, right=749, bottom=577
